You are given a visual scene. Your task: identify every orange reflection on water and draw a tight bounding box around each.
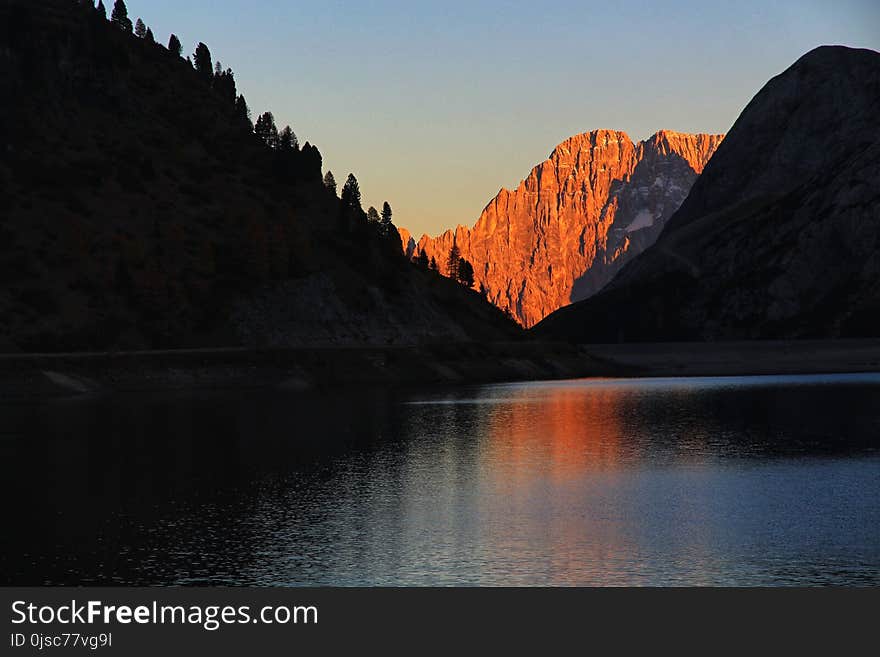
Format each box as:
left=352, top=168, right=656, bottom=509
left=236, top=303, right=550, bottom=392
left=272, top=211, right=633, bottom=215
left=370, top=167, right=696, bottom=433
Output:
left=482, top=382, right=627, bottom=485
left=475, top=381, right=716, bottom=585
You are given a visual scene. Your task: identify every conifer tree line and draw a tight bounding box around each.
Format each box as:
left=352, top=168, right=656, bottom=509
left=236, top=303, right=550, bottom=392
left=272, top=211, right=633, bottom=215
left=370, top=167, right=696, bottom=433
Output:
left=444, top=244, right=475, bottom=288
left=409, top=242, right=475, bottom=288
left=335, top=174, right=397, bottom=239
left=79, top=0, right=405, bottom=254
left=81, top=0, right=308, bottom=162
left=413, top=250, right=428, bottom=269
left=457, top=257, right=475, bottom=288
left=109, top=0, right=131, bottom=32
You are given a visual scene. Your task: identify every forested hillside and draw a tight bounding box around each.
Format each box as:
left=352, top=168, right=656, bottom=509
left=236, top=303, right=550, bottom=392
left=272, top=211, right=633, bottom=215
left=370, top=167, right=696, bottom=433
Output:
left=0, top=0, right=519, bottom=351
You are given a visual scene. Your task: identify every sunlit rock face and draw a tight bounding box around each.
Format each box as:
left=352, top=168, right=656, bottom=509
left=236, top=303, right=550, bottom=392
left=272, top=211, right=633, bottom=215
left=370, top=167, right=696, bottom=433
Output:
left=408, top=129, right=722, bottom=327
left=397, top=227, right=416, bottom=258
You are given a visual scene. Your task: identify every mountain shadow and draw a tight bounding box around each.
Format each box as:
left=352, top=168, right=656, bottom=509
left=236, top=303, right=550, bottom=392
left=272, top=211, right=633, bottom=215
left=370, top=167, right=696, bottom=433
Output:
left=568, top=147, right=706, bottom=303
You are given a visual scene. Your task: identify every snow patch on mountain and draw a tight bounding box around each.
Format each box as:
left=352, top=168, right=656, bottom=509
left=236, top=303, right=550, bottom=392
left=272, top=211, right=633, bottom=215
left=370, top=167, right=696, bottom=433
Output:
left=626, top=210, right=655, bottom=232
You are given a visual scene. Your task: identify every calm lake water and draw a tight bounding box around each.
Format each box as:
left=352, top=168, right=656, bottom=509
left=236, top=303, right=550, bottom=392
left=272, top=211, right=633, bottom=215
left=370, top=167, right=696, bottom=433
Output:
left=2, top=373, right=879, bottom=586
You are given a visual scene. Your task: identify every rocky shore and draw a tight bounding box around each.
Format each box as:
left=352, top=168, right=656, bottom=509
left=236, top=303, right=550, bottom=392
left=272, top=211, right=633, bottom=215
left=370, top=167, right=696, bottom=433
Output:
left=0, top=342, right=604, bottom=399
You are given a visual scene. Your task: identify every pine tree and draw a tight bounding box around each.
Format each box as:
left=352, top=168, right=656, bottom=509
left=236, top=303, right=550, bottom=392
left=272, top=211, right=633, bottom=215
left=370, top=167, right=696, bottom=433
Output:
left=366, top=206, right=380, bottom=224
left=446, top=244, right=461, bottom=278
left=145, top=28, right=155, bottom=44
left=430, top=256, right=438, bottom=272
left=234, top=95, right=251, bottom=127
left=213, top=67, right=237, bottom=104
left=416, top=250, right=429, bottom=269
left=300, top=143, right=323, bottom=180
left=96, top=0, right=107, bottom=19
left=193, top=43, right=213, bottom=80
left=457, top=258, right=475, bottom=288
left=323, top=171, right=337, bottom=195
left=134, top=18, right=146, bottom=38
left=341, top=174, right=362, bottom=213
left=168, top=34, right=182, bottom=57
left=381, top=202, right=392, bottom=228
left=110, top=0, right=132, bottom=32
left=279, top=126, right=298, bottom=151
left=266, top=121, right=279, bottom=148
left=254, top=112, right=279, bottom=148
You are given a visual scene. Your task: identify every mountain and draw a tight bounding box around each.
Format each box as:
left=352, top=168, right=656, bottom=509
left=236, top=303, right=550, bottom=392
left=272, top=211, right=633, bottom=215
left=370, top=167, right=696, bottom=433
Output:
left=398, top=227, right=416, bottom=258
left=408, top=129, right=722, bottom=327
left=535, top=46, right=880, bottom=342
left=0, top=0, right=518, bottom=351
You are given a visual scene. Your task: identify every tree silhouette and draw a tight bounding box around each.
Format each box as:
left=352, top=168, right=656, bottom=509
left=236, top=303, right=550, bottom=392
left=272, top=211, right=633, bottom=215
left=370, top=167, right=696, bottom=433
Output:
left=367, top=206, right=380, bottom=224
left=254, top=112, right=279, bottom=148
left=416, top=250, right=429, bottom=269
left=96, top=0, right=107, bottom=19
left=213, top=66, right=237, bottom=104
left=266, top=120, right=279, bottom=148
left=193, top=43, right=213, bottom=81
left=299, top=143, right=323, bottom=181
left=430, top=256, right=439, bottom=272
left=323, top=171, right=337, bottom=195
left=145, top=28, right=155, bottom=44
left=381, top=202, right=392, bottom=228
left=110, top=0, right=132, bottom=32
left=457, top=258, right=475, bottom=288
left=134, top=18, right=146, bottom=38
left=168, top=34, right=182, bottom=57
left=341, top=174, right=362, bottom=213
left=446, top=243, right=461, bottom=278
left=234, top=95, right=251, bottom=127
left=279, top=126, right=298, bottom=150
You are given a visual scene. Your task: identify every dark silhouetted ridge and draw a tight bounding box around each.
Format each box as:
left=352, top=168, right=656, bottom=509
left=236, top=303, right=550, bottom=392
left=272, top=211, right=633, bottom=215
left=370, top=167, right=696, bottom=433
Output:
left=0, top=0, right=519, bottom=351
left=535, top=45, right=880, bottom=342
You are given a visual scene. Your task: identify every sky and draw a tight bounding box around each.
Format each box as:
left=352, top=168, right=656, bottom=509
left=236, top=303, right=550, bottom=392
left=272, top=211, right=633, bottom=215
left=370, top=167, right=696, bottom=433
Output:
left=127, top=0, right=879, bottom=237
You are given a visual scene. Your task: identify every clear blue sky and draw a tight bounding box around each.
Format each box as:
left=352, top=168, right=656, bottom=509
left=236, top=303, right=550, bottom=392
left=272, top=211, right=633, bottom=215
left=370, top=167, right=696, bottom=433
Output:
left=127, top=0, right=878, bottom=237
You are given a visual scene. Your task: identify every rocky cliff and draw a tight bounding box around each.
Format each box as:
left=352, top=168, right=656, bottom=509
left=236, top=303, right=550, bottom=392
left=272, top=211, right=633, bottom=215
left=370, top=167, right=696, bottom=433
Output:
left=397, top=227, right=416, bottom=258
left=535, top=46, right=880, bottom=342
left=409, top=129, right=722, bottom=326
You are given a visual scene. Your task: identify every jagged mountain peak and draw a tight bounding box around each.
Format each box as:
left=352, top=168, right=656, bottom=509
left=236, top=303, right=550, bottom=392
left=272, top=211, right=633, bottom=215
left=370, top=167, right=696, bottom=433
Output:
left=408, top=128, right=723, bottom=326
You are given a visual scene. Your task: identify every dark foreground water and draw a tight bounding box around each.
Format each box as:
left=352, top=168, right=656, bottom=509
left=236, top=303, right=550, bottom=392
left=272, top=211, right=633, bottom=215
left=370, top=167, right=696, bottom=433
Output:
left=2, top=373, right=879, bottom=586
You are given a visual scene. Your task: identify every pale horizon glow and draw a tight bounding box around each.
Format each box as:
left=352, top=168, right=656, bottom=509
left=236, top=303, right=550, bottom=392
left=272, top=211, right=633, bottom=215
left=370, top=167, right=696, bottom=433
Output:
left=128, top=1, right=878, bottom=238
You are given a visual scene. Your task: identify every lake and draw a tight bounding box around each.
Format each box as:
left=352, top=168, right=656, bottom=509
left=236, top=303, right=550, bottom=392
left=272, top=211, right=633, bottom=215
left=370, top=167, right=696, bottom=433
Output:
left=2, top=373, right=879, bottom=586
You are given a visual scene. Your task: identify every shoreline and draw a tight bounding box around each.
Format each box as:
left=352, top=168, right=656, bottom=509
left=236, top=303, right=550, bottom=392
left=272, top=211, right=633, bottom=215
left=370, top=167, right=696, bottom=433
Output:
left=2, top=339, right=880, bottom=399
left=0, top=342, right=606, bottom=399
left=583, top=339, right=880, bottom=378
